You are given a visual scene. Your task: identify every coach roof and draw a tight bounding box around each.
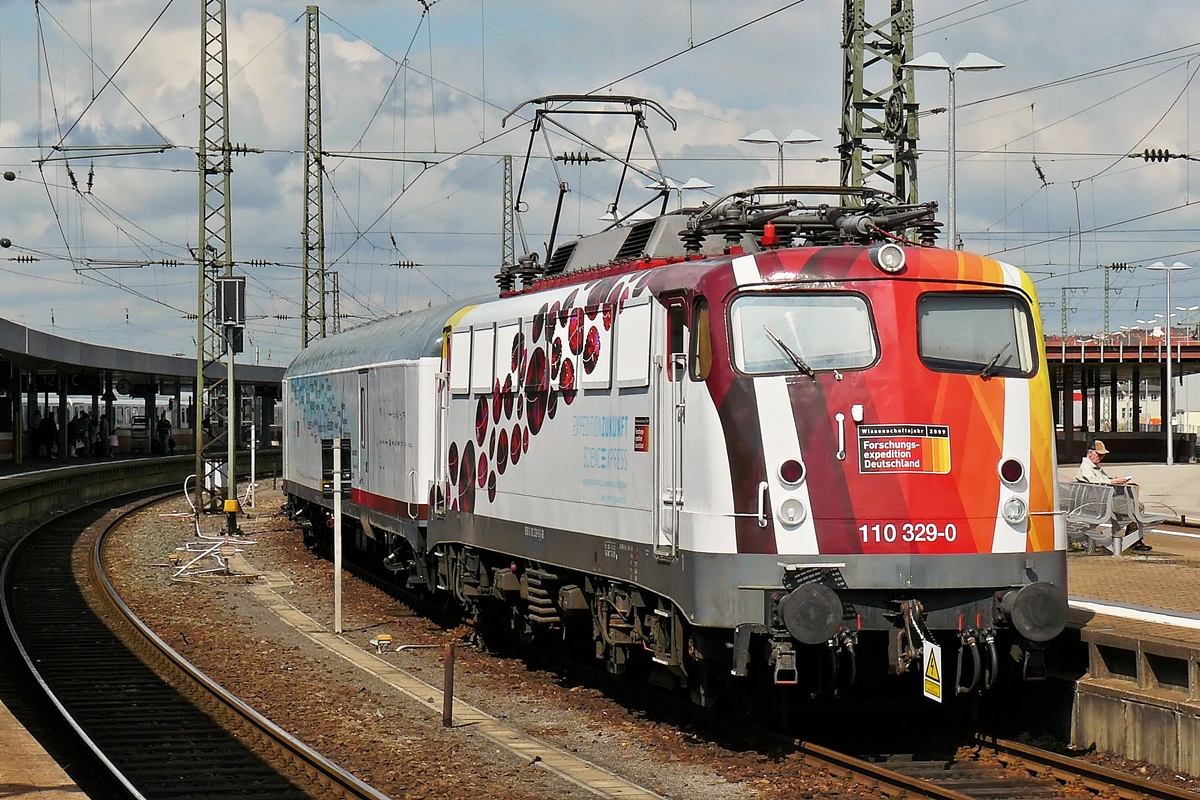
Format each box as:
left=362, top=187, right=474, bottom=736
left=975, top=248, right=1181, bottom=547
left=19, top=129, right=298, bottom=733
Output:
left=284, top=297, right=484, bottom=378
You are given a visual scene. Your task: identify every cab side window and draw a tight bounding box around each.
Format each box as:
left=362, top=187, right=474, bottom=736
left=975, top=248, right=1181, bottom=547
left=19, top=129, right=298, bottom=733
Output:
left=666, top=300, right=686, bottom=380
left=690, top=298, right=711, bottom=381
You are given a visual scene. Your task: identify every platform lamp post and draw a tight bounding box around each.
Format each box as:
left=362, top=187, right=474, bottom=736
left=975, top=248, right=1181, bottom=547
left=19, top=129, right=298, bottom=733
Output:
left=903, top=52, right=1004, bottom=251
left=1148, top=261, right=1190, bottom=464
left=1179, top=307, right=1200, bottom=424
left=739, top=128, right=822, bottom=198
left=1177, top=305, right=1200, bottom=340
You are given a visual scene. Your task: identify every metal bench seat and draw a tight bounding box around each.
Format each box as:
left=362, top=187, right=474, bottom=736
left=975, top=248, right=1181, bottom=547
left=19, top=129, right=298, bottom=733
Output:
left=1057, top=481, right=1164, bottom=556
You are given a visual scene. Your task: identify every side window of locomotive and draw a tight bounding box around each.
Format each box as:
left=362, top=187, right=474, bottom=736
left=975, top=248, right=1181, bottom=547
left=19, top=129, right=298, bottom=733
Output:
left=448, top=328, right=471, bottom=394
left=917, top=293, right=1037, bottom=378
left=666, top=300, right=687, bottom=380
left=470, top=324, right=496, bottom=393
left=729, top=293, right=878, bottom=375
left=615, top=299, right=652, bottom=387
left=690, top=298, right=711, bottom=381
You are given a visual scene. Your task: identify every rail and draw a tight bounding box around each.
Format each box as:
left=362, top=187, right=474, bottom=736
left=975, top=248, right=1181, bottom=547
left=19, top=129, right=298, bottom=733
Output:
left=0, top=456, right=388, bottom=799
left=91, top=496, right=391, bottom=799
left=980, top=735, right=1200, bottom=800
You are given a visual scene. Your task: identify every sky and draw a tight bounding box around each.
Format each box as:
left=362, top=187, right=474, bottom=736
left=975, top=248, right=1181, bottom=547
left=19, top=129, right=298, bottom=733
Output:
left=2, top=0, right=1200, bottom=366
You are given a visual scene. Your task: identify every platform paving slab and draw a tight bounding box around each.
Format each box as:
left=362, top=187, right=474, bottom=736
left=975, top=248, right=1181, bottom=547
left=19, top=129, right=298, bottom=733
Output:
left=0, top=700, right=86, bottom=798
left=228, top=552, right=664, bottom=800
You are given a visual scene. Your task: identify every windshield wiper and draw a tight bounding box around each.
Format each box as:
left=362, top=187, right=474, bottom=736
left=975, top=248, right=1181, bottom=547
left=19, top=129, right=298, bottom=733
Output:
left=979, top=342, right=1012, bottom=379
left=763, top=325, right=814, bottom=378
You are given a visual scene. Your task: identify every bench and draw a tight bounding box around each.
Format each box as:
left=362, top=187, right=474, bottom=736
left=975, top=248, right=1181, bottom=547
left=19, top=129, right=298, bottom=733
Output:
left=1057, top=481, right=1168, bottom=556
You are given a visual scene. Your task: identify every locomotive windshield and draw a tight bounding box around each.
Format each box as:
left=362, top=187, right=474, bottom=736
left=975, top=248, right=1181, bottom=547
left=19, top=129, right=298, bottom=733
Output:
left=917, top=292, right=1037, bottom=378
left=729, top=293, right=878, bottom=375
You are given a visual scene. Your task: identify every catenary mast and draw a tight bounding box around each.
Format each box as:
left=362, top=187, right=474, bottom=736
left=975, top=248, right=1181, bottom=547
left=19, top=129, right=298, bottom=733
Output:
left=301, top=5, right=327, bottom=348
left=194, top=0, right=241, bottom=527
left=839, top=0, right=920, bottom=204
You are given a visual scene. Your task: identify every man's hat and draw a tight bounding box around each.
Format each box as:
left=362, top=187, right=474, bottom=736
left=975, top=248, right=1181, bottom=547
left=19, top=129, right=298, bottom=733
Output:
left=1091, top=440, right=1109, bottom=455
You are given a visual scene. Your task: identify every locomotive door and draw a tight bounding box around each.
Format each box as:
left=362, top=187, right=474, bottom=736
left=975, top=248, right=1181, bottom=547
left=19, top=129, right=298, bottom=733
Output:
left=655, top=300, right=687, bottom=558
left=432, top=371, right=449, bottom=517
left=356, top=369, right=368, bottom=494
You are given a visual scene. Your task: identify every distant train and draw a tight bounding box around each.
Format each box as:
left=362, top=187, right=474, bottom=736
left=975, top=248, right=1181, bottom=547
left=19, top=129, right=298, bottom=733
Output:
left=282, top=181, right=1067, bottom=707
left=66, top=398, right=171, bottom=432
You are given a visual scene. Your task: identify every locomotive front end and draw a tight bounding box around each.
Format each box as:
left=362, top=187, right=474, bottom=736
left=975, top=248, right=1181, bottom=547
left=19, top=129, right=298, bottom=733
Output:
left=712, top=243, right=1066, bottom=698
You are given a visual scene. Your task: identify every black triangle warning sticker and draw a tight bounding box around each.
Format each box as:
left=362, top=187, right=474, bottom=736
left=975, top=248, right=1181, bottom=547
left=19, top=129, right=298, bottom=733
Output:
left=924, top=653, right=940, bottom=683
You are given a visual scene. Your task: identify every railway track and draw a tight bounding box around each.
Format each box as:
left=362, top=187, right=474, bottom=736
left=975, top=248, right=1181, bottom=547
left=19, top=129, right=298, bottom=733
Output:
left=1, top=491, right=390, bottom=799
left=297, top=519, right=1200, bottom=800
left=755, top=731, right=1200, bottom=800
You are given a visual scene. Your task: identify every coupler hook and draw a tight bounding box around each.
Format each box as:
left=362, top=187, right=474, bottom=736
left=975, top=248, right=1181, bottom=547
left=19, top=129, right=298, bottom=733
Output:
left=895, top=599, right=933, bottom=673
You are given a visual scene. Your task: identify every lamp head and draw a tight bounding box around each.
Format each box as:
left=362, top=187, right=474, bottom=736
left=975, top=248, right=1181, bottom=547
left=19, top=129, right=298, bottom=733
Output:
left=739, top=129, right=780, bottom=145
left=782, top=127, right=821, bottom=145
left=956, top=52, right=1005, bottom=71
left=904, top=51, right=951, bottom=71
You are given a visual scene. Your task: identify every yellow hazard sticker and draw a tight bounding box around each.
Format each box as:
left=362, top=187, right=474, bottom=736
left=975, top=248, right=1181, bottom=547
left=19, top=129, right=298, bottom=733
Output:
left=922, top=642, right=943, bottom=703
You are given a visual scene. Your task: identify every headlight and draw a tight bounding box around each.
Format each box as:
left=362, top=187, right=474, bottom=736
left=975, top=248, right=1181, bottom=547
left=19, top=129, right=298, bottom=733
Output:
left=779, top=499, right=807, bottom=527
left=1002, top=496, right=1028, bottom=524
left=870, top=242, right=906, bottom=273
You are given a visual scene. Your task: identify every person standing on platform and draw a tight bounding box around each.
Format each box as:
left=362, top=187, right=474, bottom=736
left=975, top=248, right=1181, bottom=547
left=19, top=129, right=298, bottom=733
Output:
left=98, top=415, right=110, bottom=457
left=39, top=411, right=57, bottom=458
left=67, top=412, right=79, bottom=458
left=79, top=411, right=92, bottom=457
left=156, top=411, right=172, bottom=456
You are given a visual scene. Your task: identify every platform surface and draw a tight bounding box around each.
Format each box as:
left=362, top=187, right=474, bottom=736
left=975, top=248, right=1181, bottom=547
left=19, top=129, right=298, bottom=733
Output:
left=0, top=700, right=85, bottom=797
left=1058, top=462, right=1200, bottom=633
left=0, top=457, right=114, bottom=799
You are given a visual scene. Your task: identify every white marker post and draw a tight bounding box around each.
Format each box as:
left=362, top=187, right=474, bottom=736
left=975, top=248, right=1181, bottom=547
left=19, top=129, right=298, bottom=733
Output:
left=248, top=422, right=257, bottom=509
left=333, top=437, right=343, bottom=634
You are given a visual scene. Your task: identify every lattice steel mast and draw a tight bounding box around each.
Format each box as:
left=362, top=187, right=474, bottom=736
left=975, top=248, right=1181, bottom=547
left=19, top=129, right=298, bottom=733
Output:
left=839, top=0, right=920, bottom=204
left=329, top=271, right=341, bottom=334
left=501, top=154, right=515, bottom=269
left=301, top=5, right=327, bottom=348
left=194, top=0, right=237, bottom=521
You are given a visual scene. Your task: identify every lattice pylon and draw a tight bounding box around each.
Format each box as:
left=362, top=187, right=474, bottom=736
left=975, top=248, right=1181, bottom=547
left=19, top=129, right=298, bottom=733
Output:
left=301, top=5, right=327, bottom=349
left=194, top=0, right=236, bottom=515
left=502, top=154, right=515, bottom=269
left=838, top=0, right=920, bottom=204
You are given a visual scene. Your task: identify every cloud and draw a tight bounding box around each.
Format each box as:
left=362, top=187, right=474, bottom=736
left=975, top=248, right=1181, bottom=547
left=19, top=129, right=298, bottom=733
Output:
left=3, top=0, right=1200, bottom=359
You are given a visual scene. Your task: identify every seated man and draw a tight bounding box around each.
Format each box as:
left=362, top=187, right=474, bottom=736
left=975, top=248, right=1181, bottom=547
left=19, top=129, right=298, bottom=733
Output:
left=1076, top=440, right=1152, bottom=551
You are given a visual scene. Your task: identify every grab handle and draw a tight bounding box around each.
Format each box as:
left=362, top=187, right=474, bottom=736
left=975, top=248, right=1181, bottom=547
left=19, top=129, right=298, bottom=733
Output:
left=757, top=481, right=769, bottom=528
left=835, top=413, right=846, bottom=461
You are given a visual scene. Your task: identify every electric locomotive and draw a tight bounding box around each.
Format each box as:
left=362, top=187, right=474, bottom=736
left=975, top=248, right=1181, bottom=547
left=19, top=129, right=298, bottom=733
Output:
left=283, top=97, right=1066, bottom=706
